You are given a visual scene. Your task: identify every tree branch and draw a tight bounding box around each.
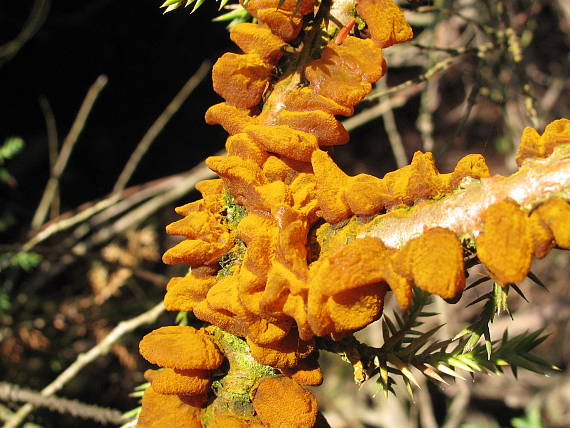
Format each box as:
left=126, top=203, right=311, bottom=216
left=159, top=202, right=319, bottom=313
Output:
left=358, top=144, right=570, bottom=248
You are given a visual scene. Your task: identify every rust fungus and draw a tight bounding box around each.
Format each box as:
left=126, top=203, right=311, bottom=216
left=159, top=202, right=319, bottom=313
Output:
left=311, top=149, right=351, bottom=223
left=252, top=376, right=319, bottom=428
left=247, top=331, right=314, bottom=369
left=532, top=196, right=570, bottom=249
left=356, top=0, right=413, bottom=48
left=212, top=53, right=274, bottom=109
left=516, top=118, right=570, bottom=165
left=136, top=386, right=203, bottom=428
left=279, top=353, right=323, bottom=386
left=164, top=269, right=217, bottom=312
left=230, top=22, right=285, bottom=64
left=476, top=200, right=533, bottom=285
left=204, top=103, right=256, bottom=135
left=147, top=0, right=570, bottom=423
left=146, top=368, right=212, bottom=396
left=139, top=326, right=224, bottom=370
left=405, top=228, right=466, bottom=300
left=209, top=414, right=265, bottom=428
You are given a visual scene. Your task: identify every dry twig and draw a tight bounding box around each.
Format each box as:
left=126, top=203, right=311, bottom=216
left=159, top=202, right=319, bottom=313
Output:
left=112, top=60, right=212, bottom=194
left=2, top=301, right=165, bottom=428
left=31, top=75, right=109, bottom=230
left=0, top=383, right=125, bottom=425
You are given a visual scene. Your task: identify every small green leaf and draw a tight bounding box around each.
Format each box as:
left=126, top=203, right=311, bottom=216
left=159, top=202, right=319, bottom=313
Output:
left=436, top=363, right=466, bottom=380
left=465, top=292, right=492, bottom=308
left=3, top=251, right=42, bottom=271
left=190, top=0, right=207, bottom=13
left=393, top=310, right=404, bottom=329
left=0, top=137, right=24, bottom=163
left=511, top=406, right=543, bottom=428
left=384, top=314, right=398, bottom=336
left=447, top=356, right=475, bottom=372
left=212, top=7, right=251, bottom=27
left=401, top=324, right=444, bottom=357
left=484, top=329, right=492, bottom=359
left=176, top=311, right=189, bottom=326
left=160, top=0, right=184, bottom=7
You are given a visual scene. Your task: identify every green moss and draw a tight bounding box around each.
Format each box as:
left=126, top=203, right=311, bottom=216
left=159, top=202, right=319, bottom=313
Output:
left=212, top=328, right=275, bottom=378
left=222, top=189, right=247, bottom=229
left=315, top=216, right=367, bottom=256
left=216, top=189, right=248, bottom=279
left=218, top=238, right=247, bottom=279
left=201, top=328, right=277, bottom=425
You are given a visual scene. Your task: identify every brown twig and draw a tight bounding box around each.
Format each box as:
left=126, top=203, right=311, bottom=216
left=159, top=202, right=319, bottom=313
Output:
left=378, top=76, right=408, bottom=168
left=0, top=0, right=50, bottom=66
left=343, top=84, right=424, bottom=133
left=31, top=75, right=108, bottom=230
left=365, top=41, right=494, bottom=104
left=112, top=60, right=212, bottom=194
left=12, top=157, right=219, bottom=302
left=2, top=301, right=165, bottom=428
left=39, top=96, right=60, bottom=220
left=0, top=383, right=125, bottom=425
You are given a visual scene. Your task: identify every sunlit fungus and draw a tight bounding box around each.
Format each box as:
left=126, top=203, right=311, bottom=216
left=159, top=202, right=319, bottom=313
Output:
left=138, top=0, right=570, bottom=425
left=516, top=118, right=570, bottom=165
left=476, top=200, right=532, bottom=285
left=355, top=0, right=414, bottom=47
left=145, top=368, right=211, bottom=396
left=252, top=376, right=319, bottom=428
left=139, top=326, right=224, bottom=370
left=136, top=385, right=203, bottom=428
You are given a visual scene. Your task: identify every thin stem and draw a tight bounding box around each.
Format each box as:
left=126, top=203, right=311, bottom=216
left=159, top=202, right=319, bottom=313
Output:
left=441, top=381, right=471, bottom=428
left=365, top=42, right=494, bottom=103
left=0, top=405, right=41, bottom=428
left=0, top=0, right=50, bottom=66
left=112, top=60, right=212, bottom=194
left=39, top=96, right=60, bottom=220
left=378, top=76, right=408, bottom=168
left=2, top=302, right=165, bottom=428
left=31, top=75, right=108, bottom=230
left=342, top=85, right=423, bottom=133
left=11, top=156, right=218, bottom=302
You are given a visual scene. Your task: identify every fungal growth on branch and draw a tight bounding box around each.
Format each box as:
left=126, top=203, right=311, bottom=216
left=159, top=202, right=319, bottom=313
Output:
left=136, top=0, right=570, bottom=425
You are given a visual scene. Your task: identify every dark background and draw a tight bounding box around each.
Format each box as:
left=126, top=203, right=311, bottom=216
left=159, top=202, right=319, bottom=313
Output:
left=1, top=0, right=233, bottom=213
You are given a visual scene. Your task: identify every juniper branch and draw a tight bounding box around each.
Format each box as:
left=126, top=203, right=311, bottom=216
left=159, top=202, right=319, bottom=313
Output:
left=357, top=144, right=570, bottom=249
